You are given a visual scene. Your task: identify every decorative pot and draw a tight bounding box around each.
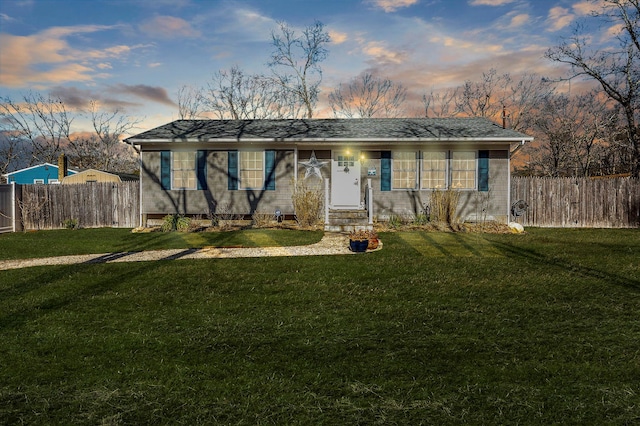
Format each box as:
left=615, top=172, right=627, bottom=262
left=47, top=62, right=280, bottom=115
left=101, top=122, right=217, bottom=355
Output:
left=349, top=239, right=369, bottom=252
left=367, top=238, right=379, bottom=250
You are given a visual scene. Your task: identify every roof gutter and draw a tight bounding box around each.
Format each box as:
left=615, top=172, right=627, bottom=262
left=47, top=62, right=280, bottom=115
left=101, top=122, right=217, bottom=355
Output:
left=126, top=137, right=535, bottom=145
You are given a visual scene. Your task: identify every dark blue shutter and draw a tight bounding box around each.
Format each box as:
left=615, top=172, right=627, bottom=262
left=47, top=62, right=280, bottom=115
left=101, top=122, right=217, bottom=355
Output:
left=160, top=151, right=171, bottom=190
left=197, top=150, right=207, bottom=190
left=265, top=150, right=276, bottom=190
left=228, top=151, right=238, bottom=190
left=478, top=150, right=489, bottom=192
left=381, top=151, right=391, bottom=191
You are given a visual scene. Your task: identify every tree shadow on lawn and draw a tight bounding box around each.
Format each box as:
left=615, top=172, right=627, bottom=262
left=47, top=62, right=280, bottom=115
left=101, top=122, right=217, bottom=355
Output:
left=488, top=240, right=640, bottom=292
left=396, top=232, right=501, bottom=258
left=0, top=258, right=176, bottom=332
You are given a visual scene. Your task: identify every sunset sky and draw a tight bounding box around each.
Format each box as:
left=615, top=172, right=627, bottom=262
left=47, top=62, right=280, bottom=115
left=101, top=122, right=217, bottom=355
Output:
left=0, top=0, right=614, bottom=130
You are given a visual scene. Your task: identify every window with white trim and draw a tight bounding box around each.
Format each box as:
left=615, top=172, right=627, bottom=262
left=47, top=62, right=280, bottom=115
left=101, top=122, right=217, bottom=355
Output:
left=239, top=151, right=264, bottom=189
left=451, top=151, right=476, bottom=189
left=392, top=151, right=417, bottom=189
left=33, top=179, right=44, bottom=184
left=172, top=151, right=196, bottom=189
left=421, top=151, right=447, bottom=189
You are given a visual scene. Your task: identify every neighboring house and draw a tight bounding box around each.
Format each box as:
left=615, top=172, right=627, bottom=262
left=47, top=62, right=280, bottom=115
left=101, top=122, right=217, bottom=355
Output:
left=125, top=118, right=533, bottom=226
left=2, top=163, right=78, bottom=184
left=61, top=169, right=139, bottom=184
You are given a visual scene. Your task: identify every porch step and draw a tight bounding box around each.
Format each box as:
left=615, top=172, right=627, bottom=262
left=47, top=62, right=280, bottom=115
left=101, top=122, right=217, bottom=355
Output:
left=325, top=209, right=372, bottom=232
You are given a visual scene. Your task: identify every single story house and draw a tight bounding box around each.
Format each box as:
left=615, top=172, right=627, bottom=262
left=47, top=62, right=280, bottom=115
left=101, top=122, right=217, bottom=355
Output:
left=61, top=169, right=139, bottom=184
left=125, top=118, right=533, bottom=228
left=2, top=163, right=77, bottom=184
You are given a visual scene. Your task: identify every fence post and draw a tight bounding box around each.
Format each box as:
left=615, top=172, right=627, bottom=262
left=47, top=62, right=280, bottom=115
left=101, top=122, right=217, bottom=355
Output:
left=11, top=182, right=15, bottom=232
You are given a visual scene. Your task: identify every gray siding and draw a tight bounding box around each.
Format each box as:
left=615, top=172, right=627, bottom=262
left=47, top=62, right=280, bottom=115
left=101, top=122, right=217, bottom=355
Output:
left=141, top=148, right=510, bottom=223
left=359, top=150, right=509, bottom=223
left=141, top=150, right=295, bottom=216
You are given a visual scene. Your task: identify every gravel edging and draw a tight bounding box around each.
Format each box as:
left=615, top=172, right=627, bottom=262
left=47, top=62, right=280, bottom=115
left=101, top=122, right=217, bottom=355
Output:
left=0, top=233, right=381, bottom=271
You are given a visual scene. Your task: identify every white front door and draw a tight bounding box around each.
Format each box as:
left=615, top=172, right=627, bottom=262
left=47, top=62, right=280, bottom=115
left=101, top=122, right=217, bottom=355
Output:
left=331, top=152, right=361, bottom=209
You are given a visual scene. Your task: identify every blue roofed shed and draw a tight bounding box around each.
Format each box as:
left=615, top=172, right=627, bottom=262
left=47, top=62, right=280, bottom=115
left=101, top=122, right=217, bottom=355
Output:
left=3, top=163, right=78, bottom=184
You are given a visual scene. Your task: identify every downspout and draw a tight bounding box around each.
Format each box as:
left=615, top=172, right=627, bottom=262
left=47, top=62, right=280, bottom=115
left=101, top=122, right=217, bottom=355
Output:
left=324, top=178, right=330, bottom=226
left=126, top=139, right=143, bottom=228
left=508, top=139, right=527, bottom=224
left=507, top=151, right=512, bottom=224
left=294, top=147, right=298, bottom=219
left=294, top=147, right=298, bottom=182
left=139, top=150, right=143, bottom=228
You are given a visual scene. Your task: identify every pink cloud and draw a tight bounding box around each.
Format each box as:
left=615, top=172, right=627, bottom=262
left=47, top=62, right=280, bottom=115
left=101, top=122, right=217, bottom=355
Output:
left=369, top=0, right=418, bottom=12
left=329, top=30, right=348, bottom=45
left=362, top=41, right=407, bottom=64
left=139, top=16, right=200, bottom=39
left=547, top=6, right=574, bottom=31
left=0, top=32, right=87, bottom=87
left=469, top=0, right=515, bottom=5
left=508, top=13, right=530, bottom=29
left=572, top=1, right=606, bottom=16
left=0, top=25, right=141, bottom=88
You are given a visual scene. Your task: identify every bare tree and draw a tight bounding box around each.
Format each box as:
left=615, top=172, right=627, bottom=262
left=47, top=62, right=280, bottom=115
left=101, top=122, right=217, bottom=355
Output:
left=525, top=91, right=616, bottom=177
left=0, top=92, right=72, bottom=165
left=503, top=73, right=555, bottom=132
left=0, top=131, right=32, bottom=177
left=177, top=85, right=203, bottom=120
left=455, top=69, right=512, bottom=120
left=0, top=93, right=140, bottom=174
left=545, top=0, right=640, bottom=177
left=567, top=92, right=617, bottom=176
left=422, top=87, right=459, bottom=118
left=329, top=73, right=407, bottom=118
left=528, top=93, right=575, bottom=177
left=421, top=70, right=553, bottom=132
left=269, top=20, right=330, bottom=118
left=204, top=66, right=300, bottom=119
left=66, top=100, right=140, bottom=172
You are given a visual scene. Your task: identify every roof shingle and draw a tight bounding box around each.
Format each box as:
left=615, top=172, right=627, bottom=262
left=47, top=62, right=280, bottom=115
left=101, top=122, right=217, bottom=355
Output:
left=126, top=118, right=533, bottom=143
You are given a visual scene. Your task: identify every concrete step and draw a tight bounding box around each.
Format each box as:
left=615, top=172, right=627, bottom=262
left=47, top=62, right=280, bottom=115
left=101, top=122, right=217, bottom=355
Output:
left=328, top=218, right=370, bottom=225
left=325, top=209, right=372, bottom=232
left=328, top=210, right=368, bottom=219
left=324, top=224, right=373, bottom=232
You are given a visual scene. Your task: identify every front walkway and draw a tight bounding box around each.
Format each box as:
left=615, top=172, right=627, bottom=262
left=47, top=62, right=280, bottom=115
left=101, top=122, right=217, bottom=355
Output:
left=0, top=233, right=379, bottom=271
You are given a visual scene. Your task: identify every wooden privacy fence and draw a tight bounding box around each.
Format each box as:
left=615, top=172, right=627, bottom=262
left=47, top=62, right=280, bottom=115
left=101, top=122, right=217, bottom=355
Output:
left=3, top=178, right=638, bottom=230
left=511, top=177, right=640, bottom=228
left=19, top=182, right=140, bottom=230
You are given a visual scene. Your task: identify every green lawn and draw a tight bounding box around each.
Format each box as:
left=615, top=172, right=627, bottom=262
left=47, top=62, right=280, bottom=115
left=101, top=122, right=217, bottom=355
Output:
left=1, top=228, right=639, bottom=424
left=0, top=228, right=324, bottom=260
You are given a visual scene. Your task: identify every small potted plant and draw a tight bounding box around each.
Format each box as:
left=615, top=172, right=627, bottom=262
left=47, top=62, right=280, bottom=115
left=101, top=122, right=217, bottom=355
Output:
left=349, top=229, right=370, bottom=252
left=367, top=230, right=379, bottom=250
